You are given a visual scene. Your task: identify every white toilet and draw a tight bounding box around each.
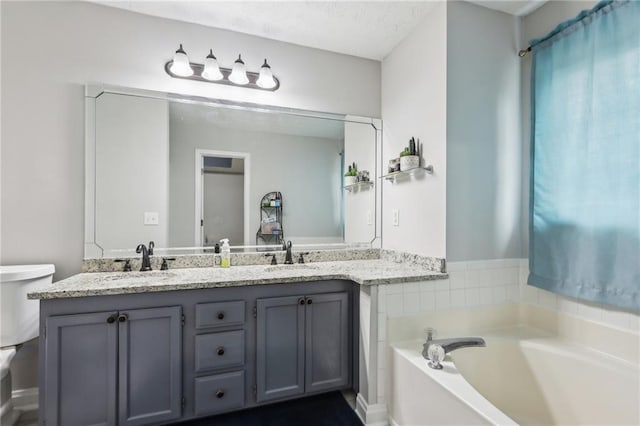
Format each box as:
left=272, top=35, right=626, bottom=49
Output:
left=0, top=264, right=55, bottom=425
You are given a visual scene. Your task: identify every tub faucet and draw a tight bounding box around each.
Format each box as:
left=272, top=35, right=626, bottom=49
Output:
left=136, top=244, right=152, bottom=271
left=283, top=241, right=294, bottom=264
left=422, top=328, right=486, bottom=369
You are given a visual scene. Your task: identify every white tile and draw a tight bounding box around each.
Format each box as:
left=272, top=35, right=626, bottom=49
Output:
left=480, top=287, right=493, bottom=306
left=403, top=281, right=421, bottom=293
left=419, top=280, right=436, bottom=292
left=577, top=301, right=603, bottom=322
left=435, top=290, right=450, bottom=310
left=507, top=284, right=520, bottom=302
left=403, top=292, right=419, bottom=314
left=386, top=283, right=403, bottom=295
left=451, top=289, right=466, bottom=308
left=377, top=285, right=387, bottom=297
left=378, top=316, right=386, bottom=341
left=387, top=293, right=403, bottom=317
left=435, top=279, right=450, bottom=292
left=492, top=285, right=507, bottom=304
left=446, top=261, right=467, bottom=272
left=377, top=292, right=386, bottom=314
left=538, top=289, right=557, bottom=310
left=464, top=288, right=479, bottom=306
left=449, top=271, right=466, bottom=289
left=522, top=284, right=538, bottom=304
left=466, top=260, right=489, bottom=270
left=557, top=295, right=579, bottom=315
left=479, top=269, right=495, bottom=287
left=505, top=268, right=520, bottom=285
left=465, top=269, right=481, bottom=288
left=420, top=291, right=436, bottom=312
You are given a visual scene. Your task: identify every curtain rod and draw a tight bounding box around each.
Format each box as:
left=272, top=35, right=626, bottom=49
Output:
left=518, top=46, right=532, bottom=57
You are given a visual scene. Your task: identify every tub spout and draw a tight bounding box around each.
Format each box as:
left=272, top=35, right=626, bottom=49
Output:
left=422, top=335, right=486, bottom=363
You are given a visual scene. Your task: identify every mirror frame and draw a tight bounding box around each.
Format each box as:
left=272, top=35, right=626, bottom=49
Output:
left=84, top=84, right=382, bottom=258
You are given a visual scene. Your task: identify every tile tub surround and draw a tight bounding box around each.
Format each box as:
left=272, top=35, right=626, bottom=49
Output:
left=29, top=259, right=448, bottom=300
left=82, top=248, right=382, bottom=273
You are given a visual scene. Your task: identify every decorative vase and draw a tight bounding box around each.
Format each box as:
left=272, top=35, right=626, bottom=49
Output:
left=344, top=176, right=357, bottom=186
left=400, top=155, right=419, bottom=171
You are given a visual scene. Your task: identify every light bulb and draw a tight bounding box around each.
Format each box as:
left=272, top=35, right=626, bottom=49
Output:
left=228, top=54, right=249, bottom=85
left=256, top=59, right=276, bottom=89
left=202, top=49, right=223, bottom=81
left=169, top=44, right=193, bottom=77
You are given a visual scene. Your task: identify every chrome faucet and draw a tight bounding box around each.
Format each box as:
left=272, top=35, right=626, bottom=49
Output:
left=136, top=244, right=152, bottom=271
left=283, top=241, right=294, bottom=264
left=422, top=328, right=485, bottom=369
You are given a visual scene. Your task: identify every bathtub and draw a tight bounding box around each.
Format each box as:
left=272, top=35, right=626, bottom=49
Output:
left=390, top=327, right=639, bottom=426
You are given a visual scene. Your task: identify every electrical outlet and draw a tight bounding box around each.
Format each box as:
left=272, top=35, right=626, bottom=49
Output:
left=392, top=209, right=399, bottom=226
left=366, top=210, right=373, bottom=225
left=144, top=212, right=159, bottom=225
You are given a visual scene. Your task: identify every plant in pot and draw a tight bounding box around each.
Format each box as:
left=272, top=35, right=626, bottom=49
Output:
left=344, top=162, right=358, bottom=186
left=400, top=139, right=420, bottom=171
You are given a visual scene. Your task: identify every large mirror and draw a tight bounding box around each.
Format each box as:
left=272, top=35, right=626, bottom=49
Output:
left=85, top=86, right=380, bottom=258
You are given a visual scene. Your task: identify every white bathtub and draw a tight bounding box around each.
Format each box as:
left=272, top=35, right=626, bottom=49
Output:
left=390, top=327, right=640, bottom=426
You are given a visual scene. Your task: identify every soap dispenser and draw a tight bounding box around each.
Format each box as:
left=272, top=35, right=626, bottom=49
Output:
left=220, top=239, right=231, bottom=268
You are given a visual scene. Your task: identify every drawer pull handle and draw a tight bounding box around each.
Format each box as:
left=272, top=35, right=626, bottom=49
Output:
left=217, top=347, right=225, bottom=356
left=299, top=299, right=305, bottom=305
left=307, top=298, right=313, bottom=305
left=107, top=314, right=117, bottom=324
left=217, top=312, right=225, bottom=320
left=216, top=390, right=225, bottom=399
left=118, top=314, right=128, bottom=323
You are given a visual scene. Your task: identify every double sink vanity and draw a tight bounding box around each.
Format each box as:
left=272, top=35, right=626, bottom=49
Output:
left=29, top=248, right=447, bottom=425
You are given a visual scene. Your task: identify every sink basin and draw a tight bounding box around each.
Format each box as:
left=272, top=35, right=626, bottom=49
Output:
left=263, top=264, right=319, bottom=273
left=103, top=271, right=177, bottom=281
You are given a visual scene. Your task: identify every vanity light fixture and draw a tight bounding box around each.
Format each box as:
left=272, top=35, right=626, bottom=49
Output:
left=168, top=44, right=194, bottom=77
left=165, top=45, right=280, bottom=91
left=228, top=55, right=249, bottom=85
left=201, top=49, right=223, bottom=81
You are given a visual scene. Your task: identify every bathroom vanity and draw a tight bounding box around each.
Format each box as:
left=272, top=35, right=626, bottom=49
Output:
left=31, top=257, right=447, bottom=426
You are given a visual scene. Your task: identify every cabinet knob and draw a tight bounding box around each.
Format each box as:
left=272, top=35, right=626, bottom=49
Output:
left=307, top=298, right=313, bottom=305
left=217, top=312, right=225, bottom=320
left=216, top=390, right=225, bottom=399
left=107, top=315, right=116, bottom=324
left=299, top=299, right=305, bottom=305
left=118, top=314, right=128, bottom=323
left=217, top=347, right=225, bottom=356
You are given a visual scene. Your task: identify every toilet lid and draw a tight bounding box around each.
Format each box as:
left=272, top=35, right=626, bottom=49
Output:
left=0, top=264, right=55, bottom=282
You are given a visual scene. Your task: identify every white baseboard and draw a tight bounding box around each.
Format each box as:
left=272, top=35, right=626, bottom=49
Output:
left=355, top=393, right=388, bottom=426
left=12, top=387, right=38, bottom=412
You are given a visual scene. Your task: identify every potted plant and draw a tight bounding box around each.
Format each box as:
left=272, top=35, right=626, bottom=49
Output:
left=344, top=162, right=358, bottom=186
left=400, top=139, right=420, bottom=171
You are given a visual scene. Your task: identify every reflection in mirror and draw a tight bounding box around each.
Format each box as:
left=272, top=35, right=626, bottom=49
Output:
left=86, top=87, right=379, bottom=257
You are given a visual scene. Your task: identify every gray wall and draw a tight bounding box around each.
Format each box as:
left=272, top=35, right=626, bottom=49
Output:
left=446, top=1, right=521, bottom=261
left=169, top=116, right=344, bottom=247
left=519, top=1, right=598, bottom=257
left=0, top=1, right=381, bottom=281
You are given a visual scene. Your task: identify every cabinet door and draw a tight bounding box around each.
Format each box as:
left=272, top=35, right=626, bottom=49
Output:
left=305, top=292, right=349, bottom=393
left=44, top=311, right=118, bottom=426
left=118, top=306, right=182, bottom=426
left=256, top=296, right=305, bottom=402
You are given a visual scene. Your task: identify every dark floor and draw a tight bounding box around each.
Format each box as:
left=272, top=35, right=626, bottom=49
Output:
left=174, top=391, right=363, bottom=426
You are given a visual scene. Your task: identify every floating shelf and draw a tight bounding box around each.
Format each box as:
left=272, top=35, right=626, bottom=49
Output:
left=344, top=181, right=374, bottom=192
left=381, top=165, right=434, bottom=182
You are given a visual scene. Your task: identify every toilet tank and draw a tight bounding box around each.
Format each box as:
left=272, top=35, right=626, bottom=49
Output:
left=0, top=264, right=54, bottom=347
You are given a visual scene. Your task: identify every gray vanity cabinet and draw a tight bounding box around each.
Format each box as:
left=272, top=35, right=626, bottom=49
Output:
left=43, top=307, right=182, bottom=426
left=256, top=292, right=349, bottom=403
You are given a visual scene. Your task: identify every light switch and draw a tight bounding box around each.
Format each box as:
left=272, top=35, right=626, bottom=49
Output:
left=144, top=212, right=159, bottom=226
left=366, top=210, right=373, bottom=225
left=392, top=209, right=399, bottom=226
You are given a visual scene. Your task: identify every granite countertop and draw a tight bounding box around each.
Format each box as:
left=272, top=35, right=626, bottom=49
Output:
left=28, top=259, right=448, bottom=300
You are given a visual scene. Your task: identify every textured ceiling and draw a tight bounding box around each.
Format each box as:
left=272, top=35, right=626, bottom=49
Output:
left=92, top=1, right=545, bottom=60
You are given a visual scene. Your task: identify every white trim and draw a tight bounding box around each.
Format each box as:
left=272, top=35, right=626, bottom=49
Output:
left=356, top=393, right=389, bottom=426
left=194, top=149, right=251, bottom=246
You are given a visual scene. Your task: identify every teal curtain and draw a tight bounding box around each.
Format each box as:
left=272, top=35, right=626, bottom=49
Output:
left=529, top=0, right=640, bottom=310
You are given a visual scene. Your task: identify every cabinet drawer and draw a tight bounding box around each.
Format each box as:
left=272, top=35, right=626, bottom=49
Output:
left=194, top=371, right=245, bottom=416
left=195, top=330, right=245, bottom=372
left=196, top=301, right=245, bottom=329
